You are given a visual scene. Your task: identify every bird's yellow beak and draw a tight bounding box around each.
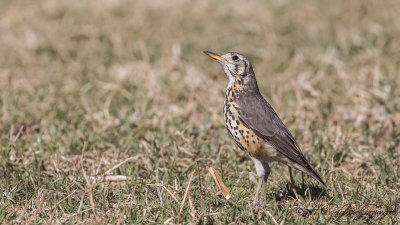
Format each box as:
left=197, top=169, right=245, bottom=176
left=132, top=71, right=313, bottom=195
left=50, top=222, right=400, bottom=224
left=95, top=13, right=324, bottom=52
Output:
left=203, top=51, right=225, bottom=63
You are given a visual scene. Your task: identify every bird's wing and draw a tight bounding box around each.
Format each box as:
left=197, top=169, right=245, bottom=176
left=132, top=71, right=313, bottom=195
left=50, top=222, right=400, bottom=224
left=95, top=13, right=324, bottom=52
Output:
left=237, top=94, right=326, bottom=187
left=237, top=94, right=304, bottom=162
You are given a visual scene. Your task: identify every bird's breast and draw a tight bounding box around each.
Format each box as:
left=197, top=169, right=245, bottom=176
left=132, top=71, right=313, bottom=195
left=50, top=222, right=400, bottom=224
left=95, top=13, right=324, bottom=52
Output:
left=223, top=90, right=265, bottom=157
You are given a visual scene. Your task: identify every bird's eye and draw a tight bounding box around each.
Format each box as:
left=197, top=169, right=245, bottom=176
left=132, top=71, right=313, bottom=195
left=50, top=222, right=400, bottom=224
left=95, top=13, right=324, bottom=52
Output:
left=232, top=55, right=239, bottom=61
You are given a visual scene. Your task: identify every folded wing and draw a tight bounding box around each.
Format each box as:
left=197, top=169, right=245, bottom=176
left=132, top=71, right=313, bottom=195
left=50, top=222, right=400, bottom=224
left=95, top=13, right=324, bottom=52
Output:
left=237, top=94, right=326, bottom=188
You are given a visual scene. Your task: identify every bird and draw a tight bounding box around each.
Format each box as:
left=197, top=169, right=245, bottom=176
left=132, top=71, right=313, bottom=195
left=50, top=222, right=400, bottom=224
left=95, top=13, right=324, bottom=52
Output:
left=203, top=50, right=326, bottom=205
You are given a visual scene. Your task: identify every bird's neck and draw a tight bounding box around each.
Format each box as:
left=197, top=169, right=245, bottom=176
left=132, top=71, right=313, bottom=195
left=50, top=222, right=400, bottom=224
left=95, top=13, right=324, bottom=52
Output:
left=225, top=76, right=260, bottom=99
left=225, top=82, right=239, bottom=103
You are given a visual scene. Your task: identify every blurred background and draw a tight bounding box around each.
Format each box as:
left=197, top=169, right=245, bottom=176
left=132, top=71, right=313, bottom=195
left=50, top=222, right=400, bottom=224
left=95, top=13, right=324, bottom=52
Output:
left=0, top=0, right=399, bottom=223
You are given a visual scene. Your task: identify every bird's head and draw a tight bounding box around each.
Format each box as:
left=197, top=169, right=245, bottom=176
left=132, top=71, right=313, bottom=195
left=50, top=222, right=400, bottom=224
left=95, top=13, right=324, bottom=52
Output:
left=204, top=51, right=255, bottom=85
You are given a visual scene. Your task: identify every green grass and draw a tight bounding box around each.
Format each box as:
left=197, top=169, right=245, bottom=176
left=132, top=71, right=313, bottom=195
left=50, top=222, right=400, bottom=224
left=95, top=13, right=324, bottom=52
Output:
left=1, top=0, right=399, bottom=223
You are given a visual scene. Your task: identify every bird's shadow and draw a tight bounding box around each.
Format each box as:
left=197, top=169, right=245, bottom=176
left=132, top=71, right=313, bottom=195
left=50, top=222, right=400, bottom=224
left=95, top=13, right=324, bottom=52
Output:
left=274, top=183, right=328, bottom=201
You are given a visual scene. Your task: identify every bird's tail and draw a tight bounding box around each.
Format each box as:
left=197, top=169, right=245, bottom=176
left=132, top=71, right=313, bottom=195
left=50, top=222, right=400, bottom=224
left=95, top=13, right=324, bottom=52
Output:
left=292, top=163, right=327, bottom=189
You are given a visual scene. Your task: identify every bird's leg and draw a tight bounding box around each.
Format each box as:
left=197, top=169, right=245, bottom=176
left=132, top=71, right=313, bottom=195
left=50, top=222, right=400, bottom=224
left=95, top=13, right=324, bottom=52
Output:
left=289, top=167, right=295, bottom=186
left=254, top=171, right=270, bottom=206
left=253, top=177, right=264, bottom=206
left=288, top=167, right=300, bottom=198
left=259, top=163, right=270, bottom=205
left=251, top=158, right=270, bottom=206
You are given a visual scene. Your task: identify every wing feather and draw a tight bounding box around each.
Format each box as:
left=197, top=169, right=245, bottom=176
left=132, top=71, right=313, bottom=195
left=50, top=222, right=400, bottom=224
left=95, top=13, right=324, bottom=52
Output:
left=237, top=94, right=326, bottom=188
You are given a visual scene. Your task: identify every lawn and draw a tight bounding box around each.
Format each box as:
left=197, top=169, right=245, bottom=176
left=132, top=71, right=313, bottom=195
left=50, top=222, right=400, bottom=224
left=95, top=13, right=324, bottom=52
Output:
left=0, top=0, right=399, bottom=224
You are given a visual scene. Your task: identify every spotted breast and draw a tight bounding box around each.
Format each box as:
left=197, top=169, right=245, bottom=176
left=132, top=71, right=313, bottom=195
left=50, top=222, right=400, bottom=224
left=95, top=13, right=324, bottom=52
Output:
left=223, top=83, right=263, bottom=157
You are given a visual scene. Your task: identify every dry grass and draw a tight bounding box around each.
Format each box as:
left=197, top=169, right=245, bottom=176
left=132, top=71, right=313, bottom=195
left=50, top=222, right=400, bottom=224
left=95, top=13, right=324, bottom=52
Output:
left=0, top=0, right=399, bottom=223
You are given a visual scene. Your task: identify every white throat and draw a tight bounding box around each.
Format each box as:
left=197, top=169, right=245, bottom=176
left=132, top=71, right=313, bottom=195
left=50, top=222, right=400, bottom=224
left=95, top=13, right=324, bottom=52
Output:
left=222, top=65, right=235, bottom=85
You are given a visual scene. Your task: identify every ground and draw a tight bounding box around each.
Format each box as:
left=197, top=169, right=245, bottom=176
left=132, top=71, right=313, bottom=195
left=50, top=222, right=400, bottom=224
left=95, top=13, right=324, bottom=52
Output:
left=0, top=0, right=399, bottom=224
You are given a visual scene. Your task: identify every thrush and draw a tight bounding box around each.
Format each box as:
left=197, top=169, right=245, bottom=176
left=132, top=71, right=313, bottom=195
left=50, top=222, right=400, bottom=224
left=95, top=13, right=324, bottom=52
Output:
left=204, top=51, right=326, bottom=205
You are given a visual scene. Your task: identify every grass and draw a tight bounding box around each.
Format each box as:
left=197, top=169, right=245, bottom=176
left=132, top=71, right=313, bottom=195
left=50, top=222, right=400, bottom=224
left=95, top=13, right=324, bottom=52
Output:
left=0, top=0, right=399, bottom=223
